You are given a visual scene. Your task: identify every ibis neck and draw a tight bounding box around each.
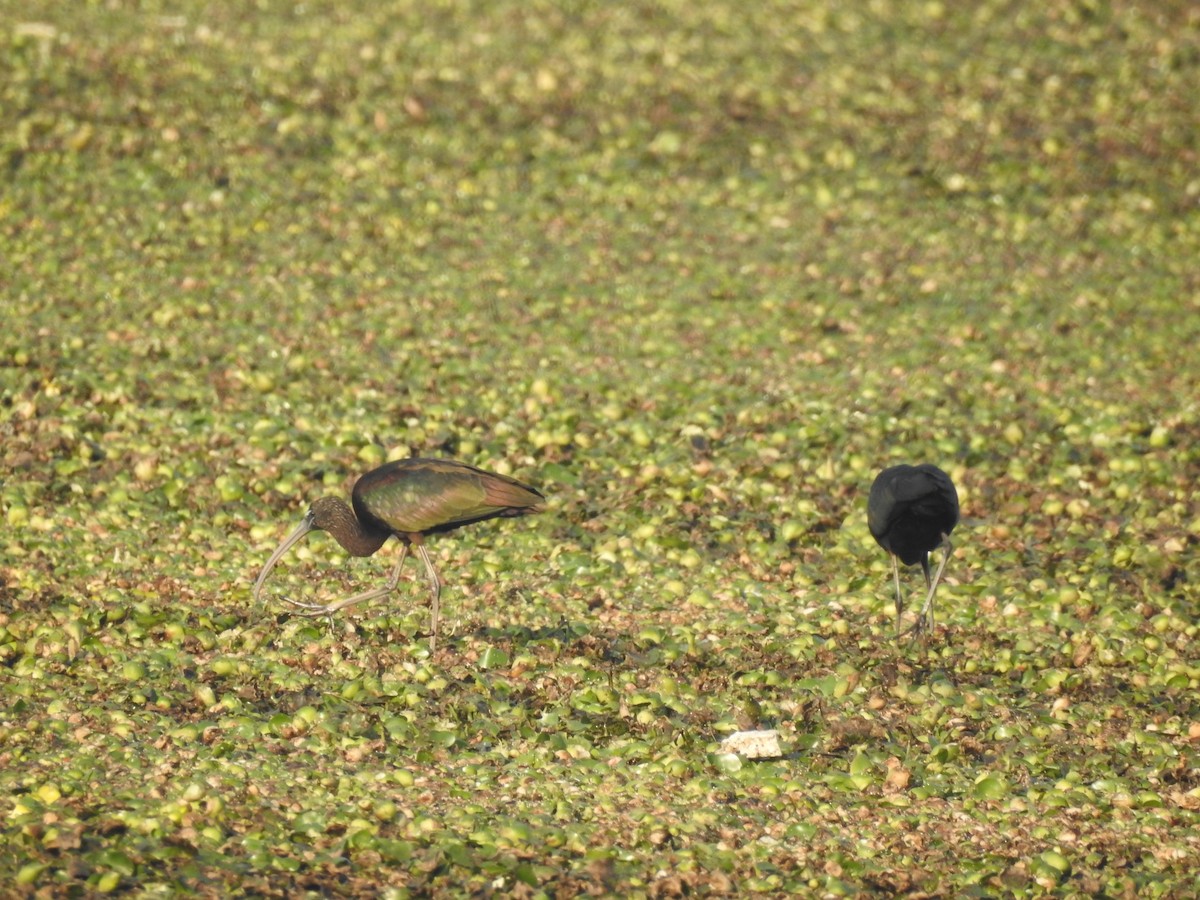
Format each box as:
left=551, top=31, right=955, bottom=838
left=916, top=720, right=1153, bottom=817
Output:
left=313, top=497, right=390, bottom=557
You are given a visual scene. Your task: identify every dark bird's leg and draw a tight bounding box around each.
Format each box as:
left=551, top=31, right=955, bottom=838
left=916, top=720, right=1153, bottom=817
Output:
left=285, top=543, right=410, bottom=618
left=916, top=554, right=933, bottom=637
left=412, top=538, right=443, bottom=652
left=913, top=534, right=953, bottom=637
left=891, top=555, right=905, bottom=637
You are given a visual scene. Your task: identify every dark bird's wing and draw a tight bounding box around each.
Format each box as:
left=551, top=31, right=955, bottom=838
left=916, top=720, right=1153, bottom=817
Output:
left=868, top=464, right=959, bottom=539
left=353, top=458, right=545, bottom=535
left=905, top=464, right=959, bottom=526
left=868, top=466, right=909, bottom=540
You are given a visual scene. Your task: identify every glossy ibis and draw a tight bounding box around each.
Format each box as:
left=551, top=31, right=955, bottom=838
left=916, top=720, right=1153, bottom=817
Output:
left=253, top=457, right=546, bottom=651
left=867, top=463, right=959, bottom=638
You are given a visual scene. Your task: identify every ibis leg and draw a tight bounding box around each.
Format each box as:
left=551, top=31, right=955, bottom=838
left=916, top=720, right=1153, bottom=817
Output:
left=891, top=555, right=904, bottom=637
left=414, top=541, right=442, bottom=652
left=284, top=543, right=409, bottom=616
left=914, top=535, right=952, bottom=636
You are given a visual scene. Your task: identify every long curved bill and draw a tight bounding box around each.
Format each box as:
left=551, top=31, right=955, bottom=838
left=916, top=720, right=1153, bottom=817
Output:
left=253, top=513, right=315, bottom=601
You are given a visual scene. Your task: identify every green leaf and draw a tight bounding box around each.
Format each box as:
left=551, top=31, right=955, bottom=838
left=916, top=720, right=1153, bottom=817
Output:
left=479, top=647, right=510, bottom=670
left=711, top=752, right=743, bottom=773
left=970, top=774, right=1009, bottom=801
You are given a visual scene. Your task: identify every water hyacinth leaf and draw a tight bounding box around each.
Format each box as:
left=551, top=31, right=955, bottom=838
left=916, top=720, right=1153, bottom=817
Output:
left=971, top=774, right=1010, bottom=801
left=711, top=753, right=744, bottom=774
left=479, top=647, right=510, bottom=670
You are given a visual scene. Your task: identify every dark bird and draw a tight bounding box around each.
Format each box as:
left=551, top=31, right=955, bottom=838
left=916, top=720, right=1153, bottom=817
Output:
left=867, top=464, right=959, bottom=638
left=253, top=457, right=546, bottom=651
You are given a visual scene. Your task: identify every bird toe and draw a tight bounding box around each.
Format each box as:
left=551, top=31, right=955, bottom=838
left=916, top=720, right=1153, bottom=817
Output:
left=281, top=597, right=331, bottom=615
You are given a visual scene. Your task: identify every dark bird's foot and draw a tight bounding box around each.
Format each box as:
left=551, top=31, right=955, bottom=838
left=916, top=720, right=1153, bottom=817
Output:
left=900, top=614, right=934, bottom=645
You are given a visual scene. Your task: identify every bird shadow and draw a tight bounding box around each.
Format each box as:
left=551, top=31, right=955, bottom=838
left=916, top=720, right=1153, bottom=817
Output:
left=467, top=621, right=583, bottom=646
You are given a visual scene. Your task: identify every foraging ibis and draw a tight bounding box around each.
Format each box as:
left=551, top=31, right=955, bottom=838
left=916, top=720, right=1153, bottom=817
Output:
left=253, top=457, right=545, bottom=651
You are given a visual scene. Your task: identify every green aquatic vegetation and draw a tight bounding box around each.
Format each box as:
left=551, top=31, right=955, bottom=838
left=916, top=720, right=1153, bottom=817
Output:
left=2, top=0, right=1199, bottom=895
